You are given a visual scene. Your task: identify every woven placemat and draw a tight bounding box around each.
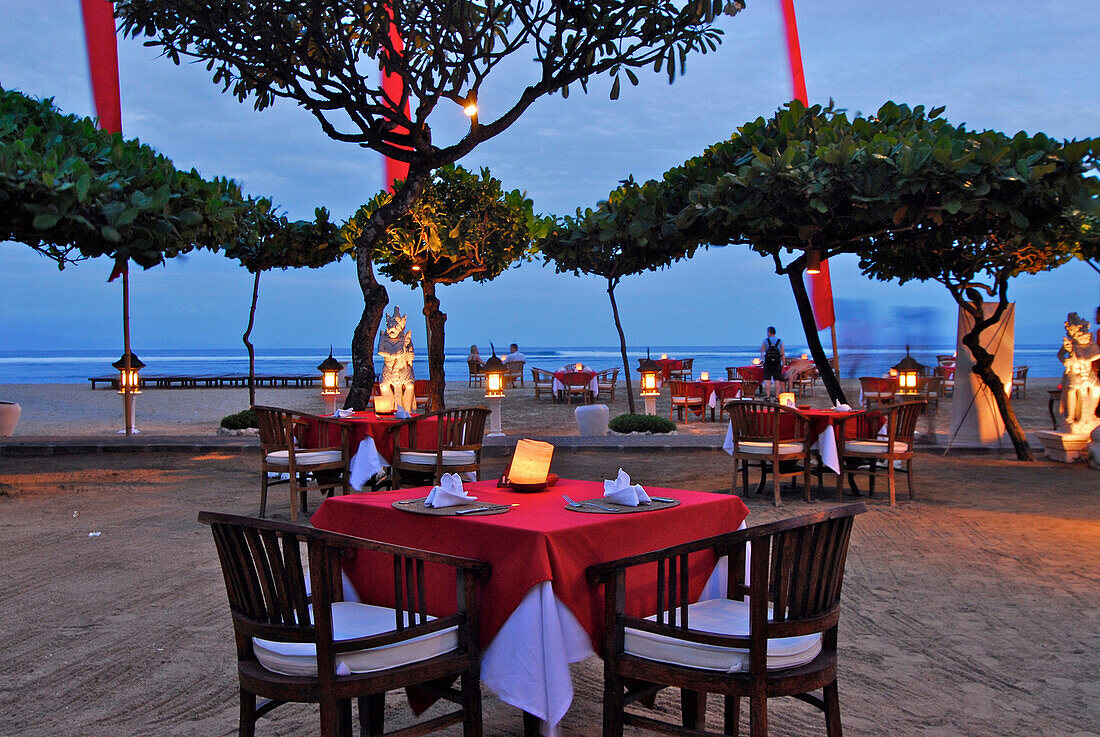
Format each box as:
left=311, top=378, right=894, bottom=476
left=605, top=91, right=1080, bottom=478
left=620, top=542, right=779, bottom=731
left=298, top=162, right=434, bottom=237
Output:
left=563, top=498, right=680, bottom=514
left=391, top=497, right=511, bottom=516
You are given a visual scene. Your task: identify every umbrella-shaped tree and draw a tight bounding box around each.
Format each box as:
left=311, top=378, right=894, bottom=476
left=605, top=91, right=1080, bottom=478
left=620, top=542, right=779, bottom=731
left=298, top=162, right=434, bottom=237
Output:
left=348, top=164, right=549, bottom=410
left=540, top=177, right=701, bottom=415
left=115, top=0, right=744, bottom=410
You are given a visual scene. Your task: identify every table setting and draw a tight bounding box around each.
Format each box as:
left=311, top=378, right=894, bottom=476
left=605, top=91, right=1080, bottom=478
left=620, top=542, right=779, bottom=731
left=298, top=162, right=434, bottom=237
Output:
left=551, top=363, right=599, bottom=400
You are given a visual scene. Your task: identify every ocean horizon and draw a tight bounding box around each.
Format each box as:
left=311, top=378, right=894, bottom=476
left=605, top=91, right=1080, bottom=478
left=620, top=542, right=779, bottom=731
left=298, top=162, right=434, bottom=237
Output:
left=0, top=343, right=1064, bottom=384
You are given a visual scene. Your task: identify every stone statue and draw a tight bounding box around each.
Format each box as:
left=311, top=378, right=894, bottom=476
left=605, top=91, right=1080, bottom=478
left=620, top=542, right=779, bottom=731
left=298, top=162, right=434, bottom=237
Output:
left=1056, top=312, right=1100, bottom=436
left=377, top=306, right=416, bottom=413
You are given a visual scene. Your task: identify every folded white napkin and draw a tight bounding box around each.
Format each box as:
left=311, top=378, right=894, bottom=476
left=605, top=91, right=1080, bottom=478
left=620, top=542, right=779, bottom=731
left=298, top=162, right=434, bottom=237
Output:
left=834, top=401, right=853, bottom=412
left=394, top=405, right=412, bottom=419
left=603, top=468, right=652, bottom=507
left=424, top=473, right=477, bottom=508
left=332, top=408, right=355, bottom=418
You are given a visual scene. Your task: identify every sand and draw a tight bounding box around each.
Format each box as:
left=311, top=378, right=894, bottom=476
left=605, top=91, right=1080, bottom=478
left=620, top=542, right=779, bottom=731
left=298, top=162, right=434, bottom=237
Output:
left=1, top=375, right=1098, bottom=736
left=0, top=375, right=1065, bottom=439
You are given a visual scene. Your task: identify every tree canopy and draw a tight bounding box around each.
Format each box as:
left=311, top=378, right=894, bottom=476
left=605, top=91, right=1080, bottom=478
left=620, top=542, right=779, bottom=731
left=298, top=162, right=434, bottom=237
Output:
left=0, top=86, right=249, bottom=269
left=114, top=0, right=746, bottom=407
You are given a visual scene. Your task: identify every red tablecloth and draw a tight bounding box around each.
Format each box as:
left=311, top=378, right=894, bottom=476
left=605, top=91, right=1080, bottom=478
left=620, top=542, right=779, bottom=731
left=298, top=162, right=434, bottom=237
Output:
left=552, top=369, right=597, bottom=386
left=301, top=411, right=438, bottom=463
left=654, top=358, right=682, bottom=382
left=797, top=408, right=874, bottom=439
left=735, top=365, right=764, bottom=382
left=685, top=380, right=742, bottom=417
left=311, top=479, right=749, bottom=653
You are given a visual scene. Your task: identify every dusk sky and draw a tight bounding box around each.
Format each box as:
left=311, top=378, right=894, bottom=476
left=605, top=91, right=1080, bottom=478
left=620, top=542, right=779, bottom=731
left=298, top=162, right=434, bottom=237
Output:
left=1, top=1, right=1098, bottom=356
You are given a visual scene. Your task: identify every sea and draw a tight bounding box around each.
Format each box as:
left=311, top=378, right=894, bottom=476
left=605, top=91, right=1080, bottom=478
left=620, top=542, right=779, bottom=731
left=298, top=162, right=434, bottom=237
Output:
left=0, top=344, right=1064, bottom=384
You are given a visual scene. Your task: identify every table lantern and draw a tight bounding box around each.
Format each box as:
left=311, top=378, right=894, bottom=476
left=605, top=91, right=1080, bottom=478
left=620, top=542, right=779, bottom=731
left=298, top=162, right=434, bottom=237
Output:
left=660, top=353, right=668, bottom=360
left=373, top=394, right=395, bottom=414
left=892, top=347, right=927, bottom=396
left=575, top=362, right=584, bottom=372
left=778, top=392, right=796, bottom=407
left=699, top=371, right=710, bottom=381
left=801, top=353, right=809, bottom=360
left=507, top=439, right=554, bottom=486
left=752, top=357, right=762, bottom=366
left=112, top=351, right=145, bottom=395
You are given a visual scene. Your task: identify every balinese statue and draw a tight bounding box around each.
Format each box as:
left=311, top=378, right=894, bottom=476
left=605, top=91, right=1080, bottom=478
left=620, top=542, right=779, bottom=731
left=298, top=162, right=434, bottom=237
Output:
left=377, top=306, right=415, bottom=413
left=1056, top=312, right=1100, bottom=436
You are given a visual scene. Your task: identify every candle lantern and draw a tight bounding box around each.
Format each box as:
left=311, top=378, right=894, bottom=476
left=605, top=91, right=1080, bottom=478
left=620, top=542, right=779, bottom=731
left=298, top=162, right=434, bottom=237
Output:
left=113, top=351, right=145, bottom=395
left=700, top=371, right=710, bottom=381
left=752, top=357, right=761, bottom=366
left=801, top=353, right=809, bottom=360
left=778, top=391, right=796, bottom=407
left=575, top=362, right=584, bottom=372
left=317, top=349, right=345, bottom=413
left=892, top=347, right=927, bottom=396
left=637, top=351, right=661, bottom=415
left=660, top=353, right=668, bottom=360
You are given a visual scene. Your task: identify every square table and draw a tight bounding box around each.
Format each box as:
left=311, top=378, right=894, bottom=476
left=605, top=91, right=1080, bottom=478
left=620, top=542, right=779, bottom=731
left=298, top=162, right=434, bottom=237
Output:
left=301, top=411, right=440, bottom=489
left=551, top=367, right=598, bottom=400
left=685, top=380, right=742, bottom=420
left=311, top=479, right=749, bottom=735
left=722, top=407, right=880, bottom=473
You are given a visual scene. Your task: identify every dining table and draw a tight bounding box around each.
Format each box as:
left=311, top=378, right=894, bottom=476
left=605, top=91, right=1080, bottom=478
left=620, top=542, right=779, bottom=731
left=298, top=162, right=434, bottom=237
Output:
left=311, top=479, right=750, bottom=737
left=551, top=366, right=598, bottom=400
left=300, top=411, right=440, bottom=490
left=653, top=357, right=683, bottom=382
left=722, top=406, right=881, bottom=473
left=684, top=379, right=743, bottom=420
left=734, top=365, right=764, bottom=383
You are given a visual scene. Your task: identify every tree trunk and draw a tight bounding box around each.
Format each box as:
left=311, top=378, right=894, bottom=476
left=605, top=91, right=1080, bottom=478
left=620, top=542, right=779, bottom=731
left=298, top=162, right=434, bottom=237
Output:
left=345, top=166, right=434, bottom=410
left=787, top=267, right=847, bottom=405
left=607, top=278, right=636, bottom=415
left=243, top=269, right=261, bottom=408
left=422, top=280, right=447, bottom=411
left=959, top=304, right=1033, bottom=461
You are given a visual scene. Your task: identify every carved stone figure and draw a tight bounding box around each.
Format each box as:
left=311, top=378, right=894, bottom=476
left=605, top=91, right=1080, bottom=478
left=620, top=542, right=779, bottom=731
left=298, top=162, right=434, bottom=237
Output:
left=377, top=306, right=416, bottom=413
left=1057, top=312, right=1100, bottom=436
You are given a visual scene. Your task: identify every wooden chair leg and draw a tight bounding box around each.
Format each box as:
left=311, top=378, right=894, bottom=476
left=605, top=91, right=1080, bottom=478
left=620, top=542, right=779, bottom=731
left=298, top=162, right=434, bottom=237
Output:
left=336, top=698, right=353, bottom=737
left=772, top=461, right=782, bottom=507
left=239, top=687, right=257, bottom=737
left=462, top=671, right=482, bottom=737
left=749, top=692, right=768, bottom=737
left=681, top=689, right=707, bottom=730
left=723, top=694, right=740, bottom=736
left=289, top=475, right=300, bottom=524
left=803, top=458, right=812, bottom=503
left=259, top=474, right=269, bottom=518
left=886, top=459, right=896, bottom=506
left=358, top=694, right=384, bottom=737
left=823, top=681, right=843, bottom=737
left=603, top=670, right=625, bottom=737
left=523, top=710, right=540, bottom=737
left=907, top=458, right=915, bottom=500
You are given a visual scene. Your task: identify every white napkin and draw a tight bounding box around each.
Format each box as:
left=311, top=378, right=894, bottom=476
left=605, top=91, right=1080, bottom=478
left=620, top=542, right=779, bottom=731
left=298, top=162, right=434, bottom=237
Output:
left=332, top=408, right=355, bottom=418
left=394, top=405, right=412, bottom=419
left=784, top=398, right=797, bottom=407
left=424, top=473, right=477, bottom=508
left=603, top=468, right=652, bottom=507
left=833, top=401, right=853, bottom=412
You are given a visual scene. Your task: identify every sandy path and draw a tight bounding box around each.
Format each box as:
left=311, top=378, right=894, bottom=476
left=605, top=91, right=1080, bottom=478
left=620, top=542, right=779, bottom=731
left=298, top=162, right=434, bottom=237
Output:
left=1, top=449, right=1097, bottom=736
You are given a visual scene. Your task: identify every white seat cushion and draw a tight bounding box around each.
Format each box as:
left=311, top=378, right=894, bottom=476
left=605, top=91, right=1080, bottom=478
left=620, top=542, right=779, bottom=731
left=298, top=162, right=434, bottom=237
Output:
left=671, top=397, right=703, bottom=405
left=265, top=449, right=343, bottom=466
left=625, top=598, right=822, bottom=673
left=253, top=601, right=458, bottom=677
left=845, top=440, right=908, bottom=453
left=736, top=441, right=804, bottom=455
left=398, top=449, right=478, bottom=466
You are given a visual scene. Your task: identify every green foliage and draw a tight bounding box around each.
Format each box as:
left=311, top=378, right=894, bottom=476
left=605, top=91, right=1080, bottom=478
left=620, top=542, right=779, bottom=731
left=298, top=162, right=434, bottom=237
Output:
left=225, top=199, right=343, bottom=273
left=220, top=409, right=257, bottom=429
left=347, top=164, right=551, bottom=287
left=0, top=87, right=253, bottom=269
left=608, top=413, right=676, bottom=434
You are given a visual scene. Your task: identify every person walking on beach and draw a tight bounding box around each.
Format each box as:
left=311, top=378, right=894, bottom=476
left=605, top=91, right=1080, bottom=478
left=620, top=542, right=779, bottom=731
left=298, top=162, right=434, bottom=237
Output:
left=760, top=326, right=786, bottom=400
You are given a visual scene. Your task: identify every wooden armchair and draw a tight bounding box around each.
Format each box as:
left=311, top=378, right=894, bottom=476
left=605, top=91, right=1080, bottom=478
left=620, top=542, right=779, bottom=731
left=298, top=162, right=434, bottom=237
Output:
left=563, top=371, right=594, bottom=405
left=587, top=503, right=866, bottom=737
left=669, top=358, right=693, bottom=381
left=254, top=406, right=351, bottom=523
left=858, top=376, right=896, bottom=409
left=506, top=360, right=525, bottom=387
left=596, top=368, right=620, bottom=402
left=531, top=368, right=555, bottom=402
left=834, top=400, right=924, bottom=505
left=668, top=380, right=705, bottom=422
left=724, top=401, right=812, bottom=505
left=413, top=379, right=432, bottom=412
left=467, top=359, right=484, bottom=387
left=198, top=511, right=489, bottom=737
left=386, top=407, right=491, bottom=489
left=1012, top=365, right=1029, bottom=399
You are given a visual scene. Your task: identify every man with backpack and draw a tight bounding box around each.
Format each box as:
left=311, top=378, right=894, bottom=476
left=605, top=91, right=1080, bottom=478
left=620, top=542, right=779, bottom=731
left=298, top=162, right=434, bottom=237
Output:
left=760, top=326, right=786, bottom=400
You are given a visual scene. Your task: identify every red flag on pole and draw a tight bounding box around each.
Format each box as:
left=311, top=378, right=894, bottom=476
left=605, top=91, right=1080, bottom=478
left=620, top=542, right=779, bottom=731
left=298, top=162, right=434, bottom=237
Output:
left=80, top=0, right=122, bottom=136
left=779, top=0, right=835, bottom=330
left=382, top=7, right=410, bottom=192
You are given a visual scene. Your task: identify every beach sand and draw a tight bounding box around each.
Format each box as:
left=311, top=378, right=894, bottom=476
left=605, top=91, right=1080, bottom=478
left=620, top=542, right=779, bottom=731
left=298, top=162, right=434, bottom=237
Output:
left=1, top=447, right=1098, bottom=736
left=0, top=375, right=1065, bottom=439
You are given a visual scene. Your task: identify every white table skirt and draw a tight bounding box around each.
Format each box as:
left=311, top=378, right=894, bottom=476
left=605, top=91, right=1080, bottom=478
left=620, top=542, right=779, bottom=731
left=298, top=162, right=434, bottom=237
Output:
left=723, top=421, right=840, bottom=472
left=348, top=437, right=476, bottom=491
left=551, top=377, right=600, bottom=397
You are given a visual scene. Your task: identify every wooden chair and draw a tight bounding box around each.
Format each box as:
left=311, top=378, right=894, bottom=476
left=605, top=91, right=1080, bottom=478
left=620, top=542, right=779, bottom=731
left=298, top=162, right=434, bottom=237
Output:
left=834, top=400, right=924, bottom=506
left=915, top=375, right=941, bottom=411
left=725, top=367, right=740, bottom=381
left=858, top=376, right=896, bottom=409
left=715, top=382, right=753, bottom=423
left=467, top=359, right=484, bottom=387
left=596, top=368, right=620, bottom=402
left=414, top=379, right=432, bottom=412
left=724, top=401, right=812, bottom=506
left=933, top=365, right=954, bottom=397
left=530, top=368, right=555, bottom=402
left=587, top=502, right=867, bottom=737
left=669, top=358, right=693, bottom=381
left=791, top=365, right=819, bottom=397
left=506, top=360, right=525, bottom=388
left=387, top=407, right=491, bottom=489
left=668, top=380, right=705, bottom=422
left=254, top=406, right=351, bottom=524
left=198, top=511, right=489, bottom=737
left=1012, top=365, right=1029, bottom=399
left=563, top=371, right=594, bottom=405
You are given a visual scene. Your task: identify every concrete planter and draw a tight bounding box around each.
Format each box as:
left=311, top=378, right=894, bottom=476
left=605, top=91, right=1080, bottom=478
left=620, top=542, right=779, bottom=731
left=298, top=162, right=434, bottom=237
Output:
left=0, top=401, right=22, bottom=436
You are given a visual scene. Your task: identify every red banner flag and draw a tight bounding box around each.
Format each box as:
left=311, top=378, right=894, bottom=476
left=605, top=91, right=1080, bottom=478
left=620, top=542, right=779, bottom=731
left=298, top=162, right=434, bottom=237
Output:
left=80, top=0, right=122, bottom=135
left=780, top=0, right=834, bottom=329
left=382, top=8, right=410, bottom=192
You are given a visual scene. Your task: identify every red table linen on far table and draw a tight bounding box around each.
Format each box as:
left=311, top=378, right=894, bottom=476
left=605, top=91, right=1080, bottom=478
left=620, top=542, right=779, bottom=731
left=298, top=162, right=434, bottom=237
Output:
left=685, top=380, right=742, bottom=417
left=311, top=478, right=749, bottom=653
left=735, top=365, right=764, bottom=383
left=654, top=358, right=682, bottom=382
left=301, top=411, right=438, bottom=463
